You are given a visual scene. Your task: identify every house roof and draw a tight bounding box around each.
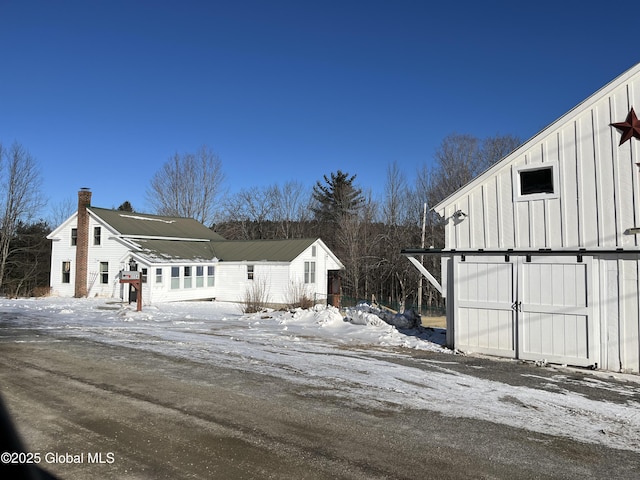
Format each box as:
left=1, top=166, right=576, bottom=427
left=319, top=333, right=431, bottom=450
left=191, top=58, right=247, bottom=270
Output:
left=212, top=238, right=317, bottom=262
left=130, top=238, right=219, bottom=262
left=56, top=206, right=341, bottom=266
left=130, top=237, right=319, bottom=263
left=433, top=62, right=640, bottom=214
left=89, top=207, right=225, bottom=241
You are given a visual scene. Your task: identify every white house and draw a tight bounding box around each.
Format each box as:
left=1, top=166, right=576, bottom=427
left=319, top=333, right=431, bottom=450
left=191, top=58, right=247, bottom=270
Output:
left=48, top=189, right=344, bottom=306
left=404, top=62, right=640, bottom=373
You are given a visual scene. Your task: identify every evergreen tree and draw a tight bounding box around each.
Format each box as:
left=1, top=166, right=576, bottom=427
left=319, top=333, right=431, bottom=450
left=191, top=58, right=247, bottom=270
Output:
left=311, top=170, right=364, bottom=223
left=3, top=220, right=51, bottom=297
left=117, top=201, right=134, bottom=212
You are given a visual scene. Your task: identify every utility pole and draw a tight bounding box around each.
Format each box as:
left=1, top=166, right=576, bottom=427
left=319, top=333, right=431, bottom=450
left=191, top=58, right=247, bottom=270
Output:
left=417, top=202, right=427, bottom=315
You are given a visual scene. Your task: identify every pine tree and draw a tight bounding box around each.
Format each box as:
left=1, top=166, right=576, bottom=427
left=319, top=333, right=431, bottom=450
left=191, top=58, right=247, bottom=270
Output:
left=117, top=201, right=134, bottom=212
left=311, top=170, right=364, bottom=223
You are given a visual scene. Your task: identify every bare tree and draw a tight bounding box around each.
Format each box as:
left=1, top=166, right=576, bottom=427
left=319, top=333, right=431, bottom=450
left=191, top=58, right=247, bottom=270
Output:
left=0, top=142, right=45, bottom=289
left=428, top=133, right=481, bottom=205
left=336, top=190, right=378, bottom=300
left=377, top=162, right=420, bottom=311
left=478, top=134, right=521, bottom=169
left=269, top=181, right=312, bottom=239
left=218, top=181, right=313, bottom=240
left=406, top=132, right=521, bottom=309
left=147, top=145, right=224, bottom=226
left=382, top=161, right=411, bottom=226
left=49, top=196, right=76, bottom=227
left=427, top=132, right=522, bottom=206
left=219, top=186, right=277, bottom=240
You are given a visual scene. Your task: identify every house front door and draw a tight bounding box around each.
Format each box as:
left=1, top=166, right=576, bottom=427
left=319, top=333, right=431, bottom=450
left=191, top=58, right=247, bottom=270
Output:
left=327, top=270, right=341, bottom=307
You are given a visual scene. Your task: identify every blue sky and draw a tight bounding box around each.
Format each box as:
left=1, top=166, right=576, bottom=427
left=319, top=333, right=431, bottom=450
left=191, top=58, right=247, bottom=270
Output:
left=0, top=0, right=637, bottom=221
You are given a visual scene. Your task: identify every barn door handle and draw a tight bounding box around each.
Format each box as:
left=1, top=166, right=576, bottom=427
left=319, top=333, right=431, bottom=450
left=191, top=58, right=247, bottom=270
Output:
left=511, top=301, right=521, bottom=312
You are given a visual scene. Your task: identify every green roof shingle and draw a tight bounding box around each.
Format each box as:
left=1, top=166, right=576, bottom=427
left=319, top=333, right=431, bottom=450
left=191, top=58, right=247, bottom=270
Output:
left=90, top=208, right=324, bottom=264
left=90, top=207, right=225, bottom=240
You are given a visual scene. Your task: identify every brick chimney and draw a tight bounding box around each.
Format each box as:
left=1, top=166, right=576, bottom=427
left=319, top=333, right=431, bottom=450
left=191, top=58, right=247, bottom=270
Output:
left=74, top=188, right=92, bottom=298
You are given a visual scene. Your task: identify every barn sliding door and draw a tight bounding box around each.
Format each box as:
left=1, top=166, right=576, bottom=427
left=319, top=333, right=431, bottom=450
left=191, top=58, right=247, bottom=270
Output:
left=454, top=256, right=516, bottom=357
left=518, top=257, right=594, bottom=367
left=453, top=255, right=596, bottom=368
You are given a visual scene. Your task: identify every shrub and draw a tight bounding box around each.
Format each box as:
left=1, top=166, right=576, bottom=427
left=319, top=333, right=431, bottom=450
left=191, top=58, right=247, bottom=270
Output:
left=286, top=281, right=315, bottom=310
left=242, top=278, right=270, bottom=313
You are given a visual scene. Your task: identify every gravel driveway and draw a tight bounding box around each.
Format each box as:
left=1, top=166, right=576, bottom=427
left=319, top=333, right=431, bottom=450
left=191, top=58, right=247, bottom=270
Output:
left=1, top=313, right=640, bottom=479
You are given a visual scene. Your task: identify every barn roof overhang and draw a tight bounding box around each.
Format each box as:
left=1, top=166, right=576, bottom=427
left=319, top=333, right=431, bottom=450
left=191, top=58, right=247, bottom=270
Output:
left=402, top=247, right=640, bottom=296
left=401, top=247, right=640, bottom=263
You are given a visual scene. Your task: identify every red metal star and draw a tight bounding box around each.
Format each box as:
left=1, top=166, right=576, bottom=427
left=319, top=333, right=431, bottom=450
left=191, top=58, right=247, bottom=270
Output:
left=611, top=108, right=640, bottom=145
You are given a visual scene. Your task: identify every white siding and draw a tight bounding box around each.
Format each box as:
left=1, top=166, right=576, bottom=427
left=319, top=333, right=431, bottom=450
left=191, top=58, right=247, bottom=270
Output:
left=433, top=64, right=640, bottom=373
left=289, top=241, right=342, bottom=304
left=49, top=214, right=129, bottom=298
left=210, top=263, right=290, bottom=305
left=48, top=216, right=77, bottom=297
left=86, top=216, right=129, bottom=298
left=438, top=67, right=640, bottom=251
left=597, top=256, right=640, bottom=373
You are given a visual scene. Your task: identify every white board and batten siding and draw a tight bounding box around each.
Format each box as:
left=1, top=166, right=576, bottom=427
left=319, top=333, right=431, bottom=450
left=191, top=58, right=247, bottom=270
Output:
left=436, top=63, right=640, bottom=373
left=453, top=256, right=515, bottom=357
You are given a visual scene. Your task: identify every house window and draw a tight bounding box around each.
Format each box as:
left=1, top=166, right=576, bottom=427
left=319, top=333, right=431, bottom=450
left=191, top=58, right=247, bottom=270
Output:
left=71, top=228, right=77, bottom=246
left=62, top=261, right=71, bottom=283
left=207, top=266, right=215, bottom=287
left=247, top=265, right=254, bottom=280
left=171, top=266, right=180, bottom=289
left=312, top=245, right=317, bottom=257
left=513, top=163, right=559, bottom=202
left=184, top=266, right=192, bottom=288
left=141, top=268, right=148, bottom=284
left=100, top=262, right=109, bottom=284
left=94, top=227, right=101, bottom=245
left=304, top=261, right=316, bottom=284
left=155, top=268, right=163, bottom=284
left=196, top=266, right=204, bottom=287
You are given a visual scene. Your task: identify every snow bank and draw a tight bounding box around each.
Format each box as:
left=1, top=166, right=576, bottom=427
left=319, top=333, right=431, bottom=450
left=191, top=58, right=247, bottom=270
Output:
left=345, top=303, right=420, bottom=329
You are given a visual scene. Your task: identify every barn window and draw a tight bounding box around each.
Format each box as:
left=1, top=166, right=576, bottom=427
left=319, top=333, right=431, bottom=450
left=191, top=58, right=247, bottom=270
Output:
left=513, top=162, right=559, bottom=202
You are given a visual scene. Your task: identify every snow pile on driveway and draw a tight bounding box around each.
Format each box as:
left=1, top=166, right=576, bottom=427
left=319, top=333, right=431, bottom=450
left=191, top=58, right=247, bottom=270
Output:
left=242, top=302, right=448, bottom=352
left=344, top=303, right=445, bottom=347
left=345, top=303, right=420, bottom=329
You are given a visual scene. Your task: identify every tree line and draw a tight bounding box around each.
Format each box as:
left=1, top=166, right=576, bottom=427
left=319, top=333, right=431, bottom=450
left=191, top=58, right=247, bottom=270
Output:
left=1, top=133, right=520, bottom=308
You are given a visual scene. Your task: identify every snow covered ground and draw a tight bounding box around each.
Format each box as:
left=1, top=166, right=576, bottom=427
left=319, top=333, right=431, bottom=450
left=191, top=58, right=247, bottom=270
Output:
left=1, top=297, right=640, bottom=454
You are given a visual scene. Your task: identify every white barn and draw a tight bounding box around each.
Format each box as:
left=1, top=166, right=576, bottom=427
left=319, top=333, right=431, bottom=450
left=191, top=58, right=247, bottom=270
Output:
left=48, top=189, right=344, bottom=306
left=404, top=62, right=640, bottom=373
